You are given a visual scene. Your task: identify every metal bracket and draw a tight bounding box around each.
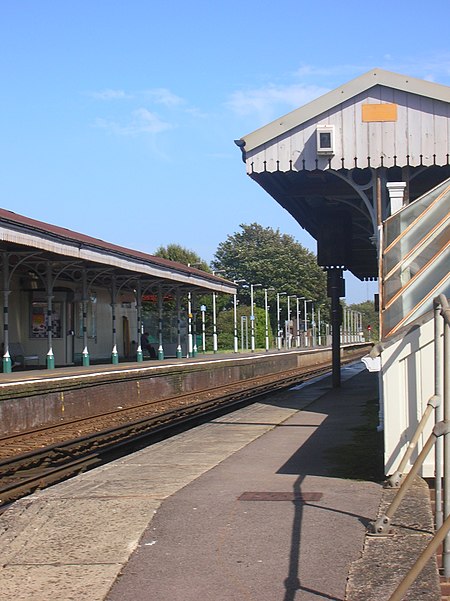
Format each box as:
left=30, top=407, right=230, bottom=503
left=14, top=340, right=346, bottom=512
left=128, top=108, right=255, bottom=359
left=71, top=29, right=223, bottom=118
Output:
left=433, top=420, right=450, bottom=438
left=427, top=394, right=441, bottom=409
left=385, top=471, right=403, bottom=488
left=370, top=514, right=392, bottom=536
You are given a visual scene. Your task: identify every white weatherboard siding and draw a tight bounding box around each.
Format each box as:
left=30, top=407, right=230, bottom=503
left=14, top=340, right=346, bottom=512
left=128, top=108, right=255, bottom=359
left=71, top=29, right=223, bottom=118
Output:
left=246, top=87, right=450, bottom=173
left=382, top=316, right=438, bottom=478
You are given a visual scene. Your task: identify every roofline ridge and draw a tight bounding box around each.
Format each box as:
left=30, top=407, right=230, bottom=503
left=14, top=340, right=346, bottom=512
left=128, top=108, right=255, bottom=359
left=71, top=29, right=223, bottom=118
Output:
left=239, top=68, right=450, bottom=153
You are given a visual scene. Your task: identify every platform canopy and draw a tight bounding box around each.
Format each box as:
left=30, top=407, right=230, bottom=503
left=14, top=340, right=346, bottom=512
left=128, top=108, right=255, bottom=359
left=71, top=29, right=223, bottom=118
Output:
left=236, top=68, right=450, bottom=280
left=0, top=208, right=236, bottom=295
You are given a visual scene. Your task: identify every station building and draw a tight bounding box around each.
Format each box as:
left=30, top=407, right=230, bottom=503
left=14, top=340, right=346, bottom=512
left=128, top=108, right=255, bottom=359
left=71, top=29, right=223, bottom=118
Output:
left=236, top=68, right=450, bottom=477
left=0, top=209, right=235, bottom=370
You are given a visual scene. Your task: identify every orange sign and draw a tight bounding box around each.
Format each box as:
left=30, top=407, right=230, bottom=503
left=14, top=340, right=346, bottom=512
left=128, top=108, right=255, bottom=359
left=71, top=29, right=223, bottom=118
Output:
left=362, top=103, right=398, bottom=122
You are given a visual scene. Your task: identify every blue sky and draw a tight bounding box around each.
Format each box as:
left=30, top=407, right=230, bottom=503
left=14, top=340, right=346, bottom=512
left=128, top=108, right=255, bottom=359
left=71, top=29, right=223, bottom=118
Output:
left=1, top=1, right=450, bottom=303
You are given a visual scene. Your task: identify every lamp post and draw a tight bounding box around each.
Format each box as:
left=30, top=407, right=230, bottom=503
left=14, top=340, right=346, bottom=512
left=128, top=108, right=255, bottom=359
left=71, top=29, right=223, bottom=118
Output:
left=318, top=306, right=322, bottom=346
left=212, top=270, right=226, bottom=353
left=187, top=262, right=202, bottom=357
left=304, top=299, right=312, bottom=347
left=233, top=279, right=246, bottom=353
left=311, top=302, right=316, bottom=347
left=200, top=305, right=207, bottom=352
left=287, top=296, right=297, bottom=349
left=264, top=288, right=275, bottom=352
left=250, top=283, right=262, bottom=351
left=296, top=297, right=305, bottom=347
left=277, top=292, right=287, bottom=350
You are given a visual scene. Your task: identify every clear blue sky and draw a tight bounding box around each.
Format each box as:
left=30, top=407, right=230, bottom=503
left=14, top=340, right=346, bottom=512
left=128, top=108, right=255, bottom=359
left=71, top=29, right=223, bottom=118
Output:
left=1, top=1, right=449, bottom=303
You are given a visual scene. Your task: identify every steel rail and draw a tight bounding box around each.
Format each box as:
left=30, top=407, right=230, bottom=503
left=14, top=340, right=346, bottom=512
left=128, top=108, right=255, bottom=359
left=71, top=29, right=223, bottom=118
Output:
left=0, top=360, right=346, bottom=507
left=0, top=361, right=335, bottom=447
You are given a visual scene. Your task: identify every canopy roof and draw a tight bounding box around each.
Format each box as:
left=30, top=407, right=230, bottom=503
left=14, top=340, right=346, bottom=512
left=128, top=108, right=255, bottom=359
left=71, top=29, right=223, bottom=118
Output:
left=236, top=69, right=450, bottom=281
left=0, top=208, right=236, bottom=294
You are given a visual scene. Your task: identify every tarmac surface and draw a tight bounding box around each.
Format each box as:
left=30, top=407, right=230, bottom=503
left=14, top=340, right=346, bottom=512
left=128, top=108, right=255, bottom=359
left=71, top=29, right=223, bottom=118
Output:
left=0, top=362, right=441, bottom=600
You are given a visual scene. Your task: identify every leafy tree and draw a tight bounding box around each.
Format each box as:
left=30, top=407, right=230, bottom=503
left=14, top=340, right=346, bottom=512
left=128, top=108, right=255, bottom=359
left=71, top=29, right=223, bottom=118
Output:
left=212, top=223, right=326, bottom=300
left=154, top=243, right=211, bottom=272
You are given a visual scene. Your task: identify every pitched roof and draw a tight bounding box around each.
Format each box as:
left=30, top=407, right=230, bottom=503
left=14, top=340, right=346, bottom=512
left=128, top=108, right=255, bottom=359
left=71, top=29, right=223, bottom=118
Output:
left=0, top=208, right=235, bottom=293
left=238, top=68, right=450, bottom=153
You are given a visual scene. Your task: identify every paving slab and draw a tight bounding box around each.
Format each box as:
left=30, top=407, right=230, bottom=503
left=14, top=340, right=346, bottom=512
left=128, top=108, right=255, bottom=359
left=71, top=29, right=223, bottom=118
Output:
left=106, top=366, right=383, bottom=601
left=0, top=367, right=333, bottom=600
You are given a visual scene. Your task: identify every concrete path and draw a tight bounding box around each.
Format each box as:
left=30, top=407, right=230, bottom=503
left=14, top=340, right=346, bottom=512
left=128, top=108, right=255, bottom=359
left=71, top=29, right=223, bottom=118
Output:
left=0, top=364, right=384, bottom=600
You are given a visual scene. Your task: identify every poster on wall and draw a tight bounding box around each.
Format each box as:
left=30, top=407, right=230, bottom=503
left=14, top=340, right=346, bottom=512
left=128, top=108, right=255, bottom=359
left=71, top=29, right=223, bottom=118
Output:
left=31, top=302, right=62, bottom=338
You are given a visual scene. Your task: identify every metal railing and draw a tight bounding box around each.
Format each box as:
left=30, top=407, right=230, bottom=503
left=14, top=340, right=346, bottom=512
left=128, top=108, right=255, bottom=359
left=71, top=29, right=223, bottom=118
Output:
left=370, top=294, right=449, bottom=599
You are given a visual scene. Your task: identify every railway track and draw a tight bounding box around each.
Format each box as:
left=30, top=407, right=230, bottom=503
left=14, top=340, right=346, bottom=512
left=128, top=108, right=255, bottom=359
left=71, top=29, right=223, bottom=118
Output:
left=0, top=358, right=357, bottom=508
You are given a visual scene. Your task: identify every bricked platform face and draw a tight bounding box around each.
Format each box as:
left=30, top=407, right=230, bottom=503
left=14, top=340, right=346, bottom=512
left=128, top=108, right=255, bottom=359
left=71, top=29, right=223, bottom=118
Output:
left=0, top=345, right=367, bottom=434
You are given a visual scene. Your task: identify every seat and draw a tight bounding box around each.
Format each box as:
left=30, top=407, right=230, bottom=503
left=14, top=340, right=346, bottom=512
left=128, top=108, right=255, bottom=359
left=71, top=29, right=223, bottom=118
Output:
left=9, top=343, right=40, bottom=368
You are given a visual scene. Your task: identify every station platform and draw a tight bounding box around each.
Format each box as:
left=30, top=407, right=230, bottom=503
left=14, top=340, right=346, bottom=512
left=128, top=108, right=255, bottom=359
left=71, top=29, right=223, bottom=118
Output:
left=0, top=362, right=440, bottom=600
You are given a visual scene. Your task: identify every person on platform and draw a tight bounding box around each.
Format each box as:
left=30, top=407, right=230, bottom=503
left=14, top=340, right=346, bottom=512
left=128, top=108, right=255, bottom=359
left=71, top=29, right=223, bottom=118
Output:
left=141, top=332, right=156, bottom=359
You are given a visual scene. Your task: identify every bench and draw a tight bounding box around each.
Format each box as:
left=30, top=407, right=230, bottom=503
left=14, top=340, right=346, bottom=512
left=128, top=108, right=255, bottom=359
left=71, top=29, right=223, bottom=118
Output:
left=9, top=343, right=40, bottom=368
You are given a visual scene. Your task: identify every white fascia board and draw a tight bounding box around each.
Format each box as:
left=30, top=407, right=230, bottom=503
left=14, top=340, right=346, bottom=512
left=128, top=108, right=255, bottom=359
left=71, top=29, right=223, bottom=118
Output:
left=0, top=228, right=236, bottom=295
left=240, top=68, right=450, bottom=153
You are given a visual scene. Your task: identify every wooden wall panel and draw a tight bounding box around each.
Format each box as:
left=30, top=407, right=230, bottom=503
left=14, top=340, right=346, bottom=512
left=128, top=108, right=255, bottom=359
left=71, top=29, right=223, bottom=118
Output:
left=247, top=87, right=450, bottom=173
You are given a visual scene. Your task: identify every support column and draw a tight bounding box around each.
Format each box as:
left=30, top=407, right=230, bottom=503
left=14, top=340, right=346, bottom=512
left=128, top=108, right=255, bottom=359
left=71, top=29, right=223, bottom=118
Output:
left=111, top=276, right=119, bottom=364
left=328, top=269, right=344, bottom=388
left=212, top=292, right=218, bottom=353
left=176, top=289, right=182, bottom=358
left=187, top=291, right=193, bottom=357
left=46, top=263, right=55, bottom=369
left=81, top=269, right=90, bottom=366
left=192, top=292, right=198, bottom=357
left=136, top=281, right=143, bottom=362
left=2, top=253, right=11, bottom=373
left=157, top=285, right=164, bottom=360
left=233, top=291, right=238, bottom=353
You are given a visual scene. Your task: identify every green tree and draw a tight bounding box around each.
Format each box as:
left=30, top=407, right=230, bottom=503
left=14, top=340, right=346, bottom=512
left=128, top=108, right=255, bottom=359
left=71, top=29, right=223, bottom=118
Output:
left=212, top=223, right=328, bottom=335
left=154, top=243, right=210, bottom=272
left=212, top=223, right=326, bottom=300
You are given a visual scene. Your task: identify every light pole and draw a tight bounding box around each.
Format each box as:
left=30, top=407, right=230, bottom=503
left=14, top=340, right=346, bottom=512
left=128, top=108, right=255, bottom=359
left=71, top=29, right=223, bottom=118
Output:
left=311, top=302, right=316, bottom=347
left=277, top=292, right=287, bottom=350
left=200, top=304, right=206, bottom=352
left=264, top=288, right=275, bottom=352
left=287, top=296, right=297, bottom=349
left=318, top=306, right=322, bottom=346
left=250, top=283, right=262, bottom=351
left=296, top=297, right=305, bottom=347
left=304, top=299, right=312, bottom=347
left=187, top=262, right=202, bottom=357
left=212, top=270, right=226, bottom=353
left=233, top=279, right=246, bottom=353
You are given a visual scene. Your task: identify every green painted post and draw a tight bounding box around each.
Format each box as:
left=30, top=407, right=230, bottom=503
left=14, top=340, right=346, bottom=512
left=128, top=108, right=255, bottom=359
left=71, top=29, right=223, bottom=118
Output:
left=82, top=349, right=90, bottom=367
left=3, top=353, right=12, bottom=374
left=112, top=345, right=119, bottom=364
left=47, top=350, right=55, bottom=370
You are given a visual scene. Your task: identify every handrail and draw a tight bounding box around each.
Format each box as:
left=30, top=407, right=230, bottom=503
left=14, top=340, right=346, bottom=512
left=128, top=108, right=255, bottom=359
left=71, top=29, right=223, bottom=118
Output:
left=382, top=294, right=449, bottom=599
